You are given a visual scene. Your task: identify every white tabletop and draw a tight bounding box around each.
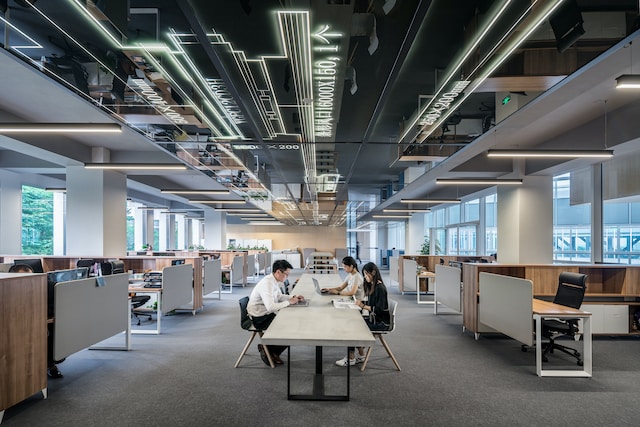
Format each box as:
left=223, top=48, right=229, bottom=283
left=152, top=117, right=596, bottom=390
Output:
left=261, top=274, right=375, bottom=347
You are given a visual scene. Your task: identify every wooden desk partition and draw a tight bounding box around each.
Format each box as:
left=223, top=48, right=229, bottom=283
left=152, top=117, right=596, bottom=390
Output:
left=1, top=273, right=48, bottom=418
left=463, top=263, right=640, bottom=336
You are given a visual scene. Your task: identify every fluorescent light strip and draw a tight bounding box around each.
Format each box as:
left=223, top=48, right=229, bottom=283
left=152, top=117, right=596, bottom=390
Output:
left=383, top=209, right=431, bottom=213
left=160, top=189, right=230, bottom=195
left=436, top=178, right=523, bottom=185
left=401, top=199, right=461, bottom=204
left=372, top=215, right=411, bottom=219
left=138, top=206, right=169, bottom=210
left=215, top=208, right=262, bottom=213
left=226, top=213, right=269, bottom=216
left=616, top=74, right=640, bottom=88
left=193, top=201, right=248, bottom=205
left=0, top=123, right=121, bottom=133
left=85, top=163, right=187, bottom=170
left=487, top=149, right=614, bottom=158
left=248, top=221, right=284, bottom=226
left=241, top=217, right=275, bottom=220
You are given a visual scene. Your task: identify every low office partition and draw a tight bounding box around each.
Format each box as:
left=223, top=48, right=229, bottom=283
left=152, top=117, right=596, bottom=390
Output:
left=54, top=273, right=130, bottom=361
left=203, top=258, right=222, bottom=300
left=434, top=264, right=462, bottom=315
left=163, top=263, right=196, bottom=315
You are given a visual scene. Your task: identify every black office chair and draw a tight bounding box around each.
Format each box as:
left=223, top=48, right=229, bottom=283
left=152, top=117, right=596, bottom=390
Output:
left=131, top=295, right=153, bottom=325
left=234, top=296, right=274, bottom=368
left=541, top=272, right=588, bottom=365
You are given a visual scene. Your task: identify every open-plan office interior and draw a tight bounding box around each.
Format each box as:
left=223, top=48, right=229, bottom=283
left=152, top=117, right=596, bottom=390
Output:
left=2, top=0, right=640, bottom=424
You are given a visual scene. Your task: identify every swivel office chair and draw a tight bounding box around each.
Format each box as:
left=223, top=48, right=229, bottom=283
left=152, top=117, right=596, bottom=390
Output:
left=234, top=296, right=275, bottom=368
left=542, top=272, right=588, bottom=365
left=360, top=299, right=401, bottom=372
left=131, top=295, right=153, bottom=325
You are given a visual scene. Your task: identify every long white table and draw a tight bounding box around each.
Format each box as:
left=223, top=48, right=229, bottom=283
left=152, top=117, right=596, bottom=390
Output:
left=261, top=274, right=375, bottom=401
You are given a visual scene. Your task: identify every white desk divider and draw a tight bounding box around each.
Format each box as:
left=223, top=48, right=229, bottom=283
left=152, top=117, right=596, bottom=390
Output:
left=389, top=257, right=399, bottom=287
left=230, top=255, right=245, bottom=287
left=163, top=263, right=195, bottom=315
left=247, top=254, right=256, bottom=278
left=478, top=272, right=534, bottom=346
left=434, top=264, right=462, bottom=315
left=203, top=258, right=222, bottom=300
left=54, top=273, right=130, bottom=361
left=402, top=259, right=418, bottom=293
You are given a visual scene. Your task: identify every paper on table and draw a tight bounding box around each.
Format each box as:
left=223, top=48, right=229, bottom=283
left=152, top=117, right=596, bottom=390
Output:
left=332, top=297, right=360, bottom=310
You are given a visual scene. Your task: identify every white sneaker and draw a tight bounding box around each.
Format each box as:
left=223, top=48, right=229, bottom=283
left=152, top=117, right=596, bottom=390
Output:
left=355, top=353, right=366, bottom=364
left=335, top=356, right=356, bottom=366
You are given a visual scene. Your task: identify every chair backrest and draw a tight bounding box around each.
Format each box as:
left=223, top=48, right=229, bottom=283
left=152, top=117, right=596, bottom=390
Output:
left=238, top=296, right=253, bottom=330
left=553, top=272, right=587, bottom=309
left=387, top=299, right=398, bottom=333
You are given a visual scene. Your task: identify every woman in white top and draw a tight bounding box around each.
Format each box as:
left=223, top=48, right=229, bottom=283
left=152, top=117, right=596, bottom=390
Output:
left=323, top=256, right=364, bottom=301
left=323, top=257, right=368, bottom=366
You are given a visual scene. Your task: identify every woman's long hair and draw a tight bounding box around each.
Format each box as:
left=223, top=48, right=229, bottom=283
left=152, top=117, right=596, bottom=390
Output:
left=341, top=256, right=359, bottom=272
left=362, top=262, right=383, bottom=295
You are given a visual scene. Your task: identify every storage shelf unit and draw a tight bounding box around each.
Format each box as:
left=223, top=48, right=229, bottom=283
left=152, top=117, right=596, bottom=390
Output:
left=306, top=252, right=337, bottom=274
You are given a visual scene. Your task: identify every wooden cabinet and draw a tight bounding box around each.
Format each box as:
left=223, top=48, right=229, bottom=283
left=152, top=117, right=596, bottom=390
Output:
left=1, top=273, right=47, bottom=417
left=462, top=263, right=640, bottom=336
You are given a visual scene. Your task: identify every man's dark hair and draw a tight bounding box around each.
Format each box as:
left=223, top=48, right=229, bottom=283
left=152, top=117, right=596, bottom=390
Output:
left=272, top=259, right=293, bottom=273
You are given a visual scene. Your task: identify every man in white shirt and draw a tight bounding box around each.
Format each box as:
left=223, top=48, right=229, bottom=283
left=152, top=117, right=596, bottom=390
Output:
left=247, top=259, right=304, bottom=365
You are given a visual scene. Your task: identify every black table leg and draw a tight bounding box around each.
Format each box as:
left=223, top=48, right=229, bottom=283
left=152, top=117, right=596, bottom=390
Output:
left=286, top=346, right=352, bottom=401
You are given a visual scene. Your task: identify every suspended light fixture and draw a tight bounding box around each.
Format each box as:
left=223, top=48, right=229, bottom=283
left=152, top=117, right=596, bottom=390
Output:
left=436, top=178, right=523, bottom=185
left=616, top=41, right=640, bottom=88
left=487, top=149, right=614, bottom=158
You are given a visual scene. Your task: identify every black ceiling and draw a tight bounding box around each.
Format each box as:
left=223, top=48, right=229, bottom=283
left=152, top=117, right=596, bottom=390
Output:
left=1, top=0, right=639, bottom=225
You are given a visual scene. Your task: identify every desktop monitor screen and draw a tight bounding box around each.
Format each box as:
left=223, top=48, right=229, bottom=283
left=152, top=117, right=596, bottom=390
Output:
left=171, top=259, right=185, bottom=265
left=13, top=258, right=44, bottom=273
left=47, top=267, right=89, bottom=286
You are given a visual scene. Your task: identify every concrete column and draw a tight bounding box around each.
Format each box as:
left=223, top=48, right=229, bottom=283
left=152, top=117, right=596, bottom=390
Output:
left=204, top=209, right=227, bottom=249
left=497, top=175, right=553, bottom=263
left=0, top=171, right=22, bottom=254
left=406, top=213, right=426, bottom=254
left=65, top=166, right=127, bottom=257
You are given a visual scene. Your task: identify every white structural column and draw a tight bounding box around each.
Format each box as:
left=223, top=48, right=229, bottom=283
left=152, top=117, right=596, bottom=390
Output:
left=204, top=209, right=226, bottom=249
left=497, top=175, right=553, bottom=263
left=0, top=170, right=23, bottom=254
left=66, top=166, right=127, bottom=257
left=407, top=213, right=426, bottom=254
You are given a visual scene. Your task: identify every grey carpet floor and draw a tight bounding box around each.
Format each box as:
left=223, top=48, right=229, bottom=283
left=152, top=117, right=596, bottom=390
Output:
left=4, top=269, right=640, bottom=426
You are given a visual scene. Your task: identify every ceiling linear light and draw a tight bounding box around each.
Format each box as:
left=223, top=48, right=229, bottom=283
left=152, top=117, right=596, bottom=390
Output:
left=487, top=149, right=614, bottom=158
left=189, top=200, right=247, bottom=205
left=137, top=206, right=169, bottom=210
left=248, top=221, right=284, bottom=226
left=226, top=213, right=269, bottom=217
left=160, top=189, right=230, bottom=195
left=436, top=178, right=523, bottom=185
left=214, top=208, right=262, bottom=212
left=0, top=123, right=121, bottom=133
left=372, top=215, right=411, bottom=219
left=400, top=199, right=461, bottom=204
left=616, top=40, right=640, bottom=89
left=616, top=74, right=640, bottom=88
left=383, top=209, right=431, bottom=213
left=84, top=163, right=188, bottom=170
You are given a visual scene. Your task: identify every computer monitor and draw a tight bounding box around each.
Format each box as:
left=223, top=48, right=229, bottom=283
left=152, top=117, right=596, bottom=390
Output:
left=47, top=267, right=89, bottom=286
left=171, top=259, right=185, bottom=265
left=100, top=260, right=125, bottom=275
left=13, top=258, right=44, bottom=273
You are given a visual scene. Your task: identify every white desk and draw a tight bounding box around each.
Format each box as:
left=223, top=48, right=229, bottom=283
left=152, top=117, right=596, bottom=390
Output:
left=261, top=274, right=375, bottom=401
left=533, top=299, right=592, bottom=378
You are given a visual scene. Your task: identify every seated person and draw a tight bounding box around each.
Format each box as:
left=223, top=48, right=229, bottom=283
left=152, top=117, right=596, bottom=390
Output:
left=247, top=259, right=304, bottom=366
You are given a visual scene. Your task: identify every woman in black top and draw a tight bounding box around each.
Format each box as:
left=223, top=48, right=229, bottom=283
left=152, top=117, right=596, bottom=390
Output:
left=356, top=262, right=390, bottom=331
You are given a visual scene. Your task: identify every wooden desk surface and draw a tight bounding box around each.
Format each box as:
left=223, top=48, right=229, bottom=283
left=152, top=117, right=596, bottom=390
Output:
left=533, top=299, right=592, bottom=316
